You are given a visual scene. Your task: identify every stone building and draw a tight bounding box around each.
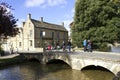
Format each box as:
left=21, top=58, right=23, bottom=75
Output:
left=4, top=14, right=68, bottom=52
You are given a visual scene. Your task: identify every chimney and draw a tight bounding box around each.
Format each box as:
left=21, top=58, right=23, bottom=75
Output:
left=62, top=22, right=64, bottom=26
left=40, top=17, right=43, bottom=22
left=27, top=13, right=31, bottom=20
left=22, top=22, right=25, bottom=27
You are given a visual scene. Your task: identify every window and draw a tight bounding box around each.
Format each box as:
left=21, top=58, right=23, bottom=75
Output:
left=30, top=30, right=32, bottom=37
left=40, top=31, right=45, bottom=38
left=19, top=42, right=21, bottom=47
left=40, top=31, right=43, bottom=38
left=52, top=32, right=54, bottom=39
left=30, top=40, right=32, bottom=46
left=29, top=23, right=30, bottom=27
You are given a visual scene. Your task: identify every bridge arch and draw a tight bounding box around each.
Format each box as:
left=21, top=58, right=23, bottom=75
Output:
left=28, top=57, right=40, bottom=62
left=81, top=65, right=114, bottom=74
left=45, top=58, right=72, bottom=68
left=79, top=60, right=117, bottom=75
left=46, top=59, right=72, bottom=68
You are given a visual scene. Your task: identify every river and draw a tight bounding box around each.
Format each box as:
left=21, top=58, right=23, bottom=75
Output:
left=0, top=60, right=115, bottom=80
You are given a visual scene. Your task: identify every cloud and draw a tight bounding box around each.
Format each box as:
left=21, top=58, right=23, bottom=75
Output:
left=47, top=0, right=67, bottom=6
left=63, top=8, right=75, bottom=36
left=25, top=0, right=67, bottom=8
left=25, top=0, right=45, bottom=7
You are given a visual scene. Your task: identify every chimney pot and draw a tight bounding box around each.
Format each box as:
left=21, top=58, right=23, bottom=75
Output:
left=27, top=13, right=31, bottom=19
left=41, top=17, right=43, bottom=22
left=22, top=22, right=25, bottom=27
left=62, top=22, right=64, bottom=26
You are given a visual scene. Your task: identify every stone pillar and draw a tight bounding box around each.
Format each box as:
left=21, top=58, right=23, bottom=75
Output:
left=40, top=53, right=47, bottom=64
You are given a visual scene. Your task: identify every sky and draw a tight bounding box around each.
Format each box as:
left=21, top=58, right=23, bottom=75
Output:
left=1, top=0, right=75, bottom=34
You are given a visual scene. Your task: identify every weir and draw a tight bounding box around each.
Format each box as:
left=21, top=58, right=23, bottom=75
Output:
left=111, top=46, right=120, bottom=53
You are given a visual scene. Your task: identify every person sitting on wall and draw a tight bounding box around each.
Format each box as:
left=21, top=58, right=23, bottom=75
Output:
left=47, top=45, right=52, bottom=50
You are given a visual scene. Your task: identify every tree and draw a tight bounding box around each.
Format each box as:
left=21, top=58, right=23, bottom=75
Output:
left=72, top=0, right=120, bottom=51
left=0, top=2, right=19, bottom=38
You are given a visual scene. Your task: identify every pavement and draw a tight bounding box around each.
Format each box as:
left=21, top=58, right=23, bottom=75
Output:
left=0, top=54, right=19, bottom=59
left=73, top=51, right=120, bottom=62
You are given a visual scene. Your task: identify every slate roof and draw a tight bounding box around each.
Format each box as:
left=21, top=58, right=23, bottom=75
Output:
left=31, top=19, right=68, bottom=32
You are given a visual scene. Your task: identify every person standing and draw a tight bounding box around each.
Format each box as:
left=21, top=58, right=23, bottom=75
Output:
left=62, top=41, right=66, bottom=51
left=67, top=40, right=72, bottom=52
left=87, top=40, right=92, bottom=52
left=83, top=39, right=87, bottom=52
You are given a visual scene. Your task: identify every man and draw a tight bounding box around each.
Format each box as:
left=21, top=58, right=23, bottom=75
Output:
left=83, top=39, right=87, bottom=52
left=67, top=40, right=72, bottom=52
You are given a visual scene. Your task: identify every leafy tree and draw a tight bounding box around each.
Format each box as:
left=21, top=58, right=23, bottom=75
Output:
left=72, top=0, right=120, bottom=51
left=0, top=2, right=19, bottom=38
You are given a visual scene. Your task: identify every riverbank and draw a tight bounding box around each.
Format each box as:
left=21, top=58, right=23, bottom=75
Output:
left=0, top=54, right=26, bottom=67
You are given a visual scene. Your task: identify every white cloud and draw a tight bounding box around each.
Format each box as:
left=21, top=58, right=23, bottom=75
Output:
left=25, top=0, right=45, bottom=7
left=48, top=0, right=67, bottom=6
left=63, top=8, right=75, bottom=36
left=25, top=0, right=67, bottom=8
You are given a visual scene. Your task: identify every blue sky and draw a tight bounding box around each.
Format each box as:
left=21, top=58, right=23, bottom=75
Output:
left=1, top=0, right=75, bottom=33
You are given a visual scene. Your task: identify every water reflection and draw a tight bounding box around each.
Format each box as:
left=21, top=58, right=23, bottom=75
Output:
left=0, top=66, right=22, bottom=80
left=0, top=61, right=115, bottom=80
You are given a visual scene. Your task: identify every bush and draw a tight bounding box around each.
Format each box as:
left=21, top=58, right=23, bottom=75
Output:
left=99, top=43, right=111, bottom=52
left=93, top=42, right=111, bottom=52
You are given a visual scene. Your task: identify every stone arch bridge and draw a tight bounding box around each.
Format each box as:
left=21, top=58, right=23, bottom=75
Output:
left=19, top=51, right=120, bottom=76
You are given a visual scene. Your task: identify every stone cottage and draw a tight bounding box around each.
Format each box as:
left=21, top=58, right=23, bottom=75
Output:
left=5, top=14, right=68, bottom=52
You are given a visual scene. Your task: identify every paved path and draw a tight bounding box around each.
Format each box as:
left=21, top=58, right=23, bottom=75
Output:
left=0, top=54, right=19, bottom=59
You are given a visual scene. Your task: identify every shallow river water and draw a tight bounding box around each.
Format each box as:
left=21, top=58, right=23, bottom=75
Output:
left=0, top=60, right=115, bottom=80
